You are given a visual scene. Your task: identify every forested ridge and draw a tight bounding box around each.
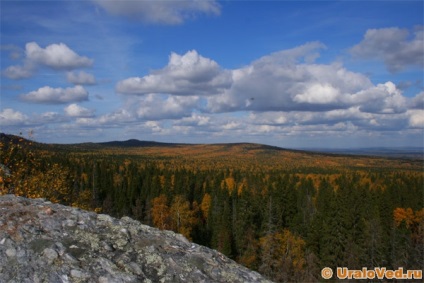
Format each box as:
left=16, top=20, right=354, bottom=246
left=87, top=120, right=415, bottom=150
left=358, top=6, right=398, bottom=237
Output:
left=1, top=133, right=423, bottom=282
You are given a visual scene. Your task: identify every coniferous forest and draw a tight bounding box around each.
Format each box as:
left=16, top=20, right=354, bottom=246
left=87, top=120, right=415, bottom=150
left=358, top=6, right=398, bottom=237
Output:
left=1, top=133, right=423, bottom=282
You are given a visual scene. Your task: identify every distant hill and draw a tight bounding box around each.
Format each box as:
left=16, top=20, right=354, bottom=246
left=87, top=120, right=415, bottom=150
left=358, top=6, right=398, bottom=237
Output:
left=0, top=133, right=32, bottom=145
left=303, top=147, right=424, bottom=159
left=1, top=132, right=422, bottom=164
left=98, top=139, right=183, bottom=148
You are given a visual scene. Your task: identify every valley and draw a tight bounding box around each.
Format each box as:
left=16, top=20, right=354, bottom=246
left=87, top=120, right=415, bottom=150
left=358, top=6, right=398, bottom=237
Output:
left=1, top=133, right=423, bottom=282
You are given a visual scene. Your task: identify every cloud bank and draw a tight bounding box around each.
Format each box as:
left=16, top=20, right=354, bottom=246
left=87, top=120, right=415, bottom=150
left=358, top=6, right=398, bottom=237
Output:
left=116, top=42, right=409, bottom=117
left=2, top=28, right=422, bottom=146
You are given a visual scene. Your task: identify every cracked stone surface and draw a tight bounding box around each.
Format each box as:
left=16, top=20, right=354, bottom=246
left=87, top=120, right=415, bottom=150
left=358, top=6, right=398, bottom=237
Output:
left=0, top=195, right=273, bottom=283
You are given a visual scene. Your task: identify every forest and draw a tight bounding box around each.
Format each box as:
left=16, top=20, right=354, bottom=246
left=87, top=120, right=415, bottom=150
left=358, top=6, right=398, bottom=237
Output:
left=1, top=133, right=423, bottom=282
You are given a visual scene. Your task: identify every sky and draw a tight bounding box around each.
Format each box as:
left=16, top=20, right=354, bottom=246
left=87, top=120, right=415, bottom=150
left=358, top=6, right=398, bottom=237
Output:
left=1, top=0, right=423, bottom=148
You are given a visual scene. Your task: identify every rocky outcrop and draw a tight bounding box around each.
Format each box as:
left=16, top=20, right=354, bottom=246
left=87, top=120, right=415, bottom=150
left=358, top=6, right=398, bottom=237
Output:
left=0, top=195, right=272, bottom=283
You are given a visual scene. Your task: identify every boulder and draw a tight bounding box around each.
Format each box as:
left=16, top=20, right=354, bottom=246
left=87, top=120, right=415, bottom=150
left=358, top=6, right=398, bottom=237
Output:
left=0, top=195, right=272, bottom=283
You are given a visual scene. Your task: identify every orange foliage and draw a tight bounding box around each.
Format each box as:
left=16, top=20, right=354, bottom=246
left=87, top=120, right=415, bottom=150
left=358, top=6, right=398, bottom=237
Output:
left=259, top=229, right=306, bottom=281
left=151, top=194, right=197, bottom=240
left=72, top=189, right=93, bottom=211
left=200, top=193, right=211, bottom=220
left=151, top=195, right=171, bottom=230
left=393, top=207, right=423, bottom=229
left=237, top=178, right=247, bottom=196
left=223, top=177, right=236, bottom=192
left=170, top=195, right=196, bottom=240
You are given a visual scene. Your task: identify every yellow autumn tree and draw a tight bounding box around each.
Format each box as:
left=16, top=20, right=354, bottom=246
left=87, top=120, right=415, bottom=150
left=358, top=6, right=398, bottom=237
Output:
left=393, top=207, right=424, bottom=239
left=259, top=229, right=306, bottom=282
left=200, top=193, right=212, bottom=221
left=393, top=207, right=424, bottom=269
left=0, top=134, right=72, bottom=203
left=1, top=134, right=36, bottom=196
left=71, top=189, right=94, bottom=211
left=394, top=207, right=416, bottom=229
left=151, top=194, right=171, bottom=230
left=17, top=163, right=71, bottom=202
left=170, top=195, right=196, bottom=240
left=223, top=177, right=236, bottom=192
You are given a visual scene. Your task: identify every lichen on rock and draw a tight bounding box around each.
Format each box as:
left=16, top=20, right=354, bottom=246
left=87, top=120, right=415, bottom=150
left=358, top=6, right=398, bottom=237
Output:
left=0, top=195, right=273, bottom=283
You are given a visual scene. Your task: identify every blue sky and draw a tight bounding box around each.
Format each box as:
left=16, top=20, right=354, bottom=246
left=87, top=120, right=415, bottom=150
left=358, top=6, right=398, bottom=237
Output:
left=1, top=0, right=423, bottom=148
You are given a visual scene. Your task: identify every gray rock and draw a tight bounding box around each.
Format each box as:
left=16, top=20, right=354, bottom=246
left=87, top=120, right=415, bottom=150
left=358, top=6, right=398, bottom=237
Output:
left=0, top=194, right=273, bottom=283
left=42, top=247, right=58, bottom=264
left=5, top=248, right=16, bottom=257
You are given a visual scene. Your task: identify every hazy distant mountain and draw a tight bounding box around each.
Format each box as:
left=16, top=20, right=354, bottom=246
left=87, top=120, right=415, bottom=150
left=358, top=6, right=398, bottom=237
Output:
left=97, top=139, right=182, bottom=147
left=1, top=133, right=422, bottom=159
left=302, top=147, right=424, bottom=159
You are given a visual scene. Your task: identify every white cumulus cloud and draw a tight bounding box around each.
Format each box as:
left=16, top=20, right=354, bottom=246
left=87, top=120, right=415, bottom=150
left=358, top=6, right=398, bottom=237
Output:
left=349, top=82, right=407, bottom=114
left=0, top=108, right=29, bottom=126
left=135, top=94, right=200, bottom=120
left=26, top=42, right=93, bottom=70
left=117, top=50, right=231, bottom=96
left=408, top=92, right=424, bottom=109
left=178, top=113, right=211, bottom=126
left=116, top=43, right=409, bottom=119
left=350, top=26, right=424, bottom=72
left=408, top=110, right=424, bottom=128
left=64, top=104, right=95, bottom=117
left=77, top=109, right=135, bottom=127
left=293, top=83, right=340, bottom=104
left=21, top=85, right=89, bottom=104
left=3, top=42, right=93, bottom=79
left=206, top=45, right=377, bottom=113
left=92, top=0, right=220, bottom=25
